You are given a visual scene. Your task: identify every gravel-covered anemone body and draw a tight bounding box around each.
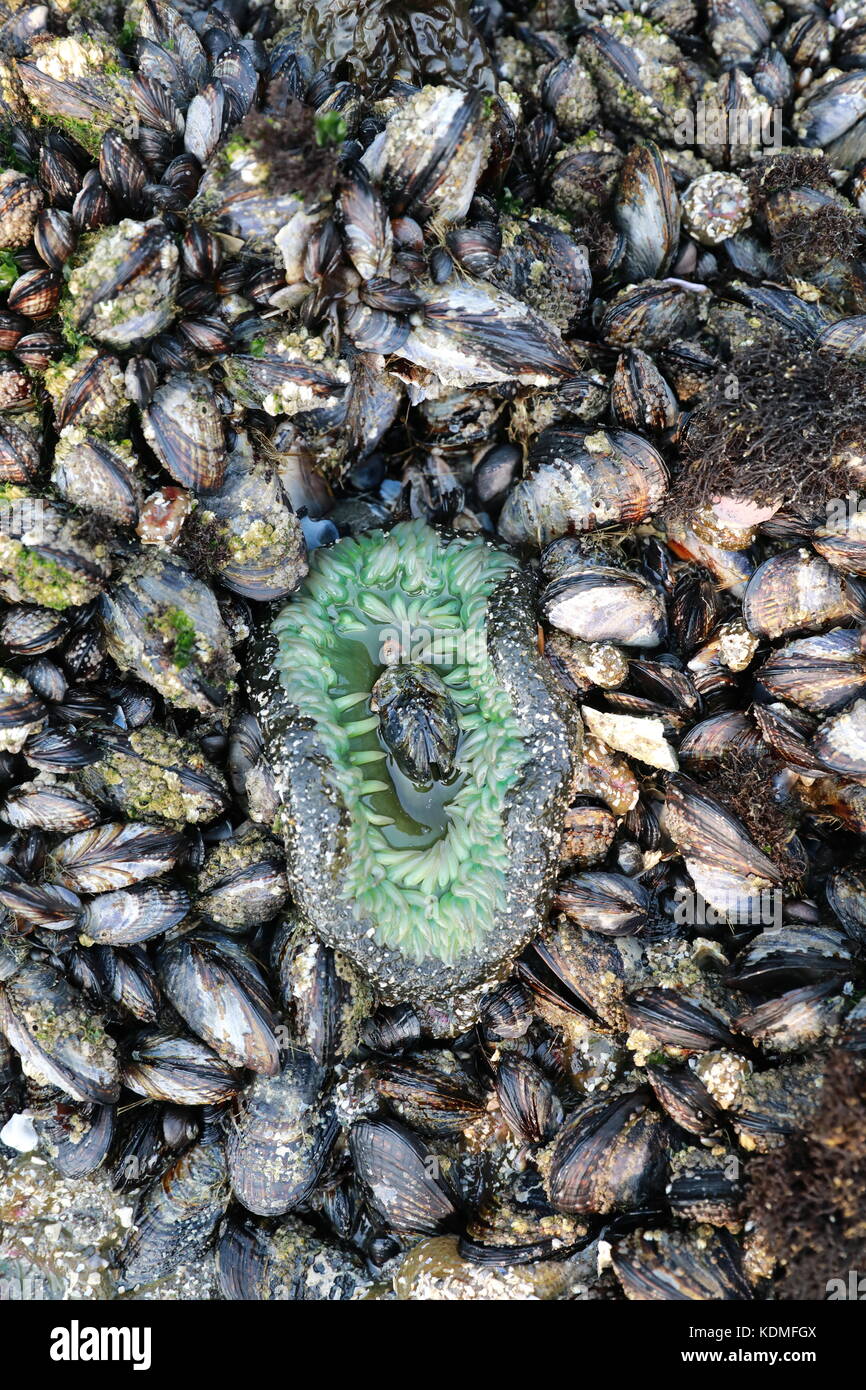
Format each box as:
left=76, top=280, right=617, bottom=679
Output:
left=249, top=520, right=580, bottom=1004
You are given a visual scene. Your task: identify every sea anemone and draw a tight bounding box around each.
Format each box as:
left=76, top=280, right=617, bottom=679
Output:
left=248, top=519, right=580, bottom=1005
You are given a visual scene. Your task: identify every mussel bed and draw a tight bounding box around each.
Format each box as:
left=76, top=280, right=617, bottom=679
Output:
left=0, top=0, right=865, bottom=1306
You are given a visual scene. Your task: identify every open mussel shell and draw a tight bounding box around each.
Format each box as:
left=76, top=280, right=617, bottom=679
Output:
left=215, top=1213, right=369, bottom=1301
left=159, top=931, right=280, bottom=1075
left=500, top=427, right=668, bottom=547
left=47, top=821, right=183, bottom=893
left=225, top=1046, right=338, bottom=1216
left=33, top=1097, right=116, bottom=1179
left=494, top=1055, right=561, bottom=1146
left=121, top=1028, right=244, bottom=1104
left=743, top=549, right=860, bottom=640
left=624, top=987, right=740, bottom=1053
left=350, top=1117, right=461, bottom=1235
left=80, top=882, right=190, bottom=946
left=553, top=871, right=650, bottom=936
left=545, top=1089, right=668, bottom=1216
left=375, top=1055, right=487, bottom=1138
left=98, top=550, right=238, bottom=714
left=614, top=142, right=680, bottom=283
left=612, top=1228, right=752, bottom=1301
left=645, top=1066, right=724, bottom=1138
left=543, top=565, right=667, bottom=649
left=755, top=628, right=866, bottom=714
left=0, top=1035, right=22, bottom=1132
left=0, top=957, right=119, bottom=1104
left=727, top=925, right=854, bottom=991
left=142, top=372, right=226, bottom=494
left=120, top=1139, right=229, bottom=1286
left=825, top=866, right=866, bottom=948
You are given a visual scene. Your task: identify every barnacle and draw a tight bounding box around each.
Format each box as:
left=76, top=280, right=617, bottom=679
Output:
left=249, top=519, right=579, bottom=1003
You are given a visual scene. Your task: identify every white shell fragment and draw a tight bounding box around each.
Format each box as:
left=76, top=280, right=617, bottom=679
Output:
left=0, top=1111, right=39, bottom=1152
left=581, top=706, right=679, bottom=771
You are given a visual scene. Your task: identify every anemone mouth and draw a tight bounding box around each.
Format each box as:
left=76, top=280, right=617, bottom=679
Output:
left=271, top=520, right=529, bottom=964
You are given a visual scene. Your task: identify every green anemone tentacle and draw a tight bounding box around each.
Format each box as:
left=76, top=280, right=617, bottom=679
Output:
left=272, top=520, right=529, bottom=963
